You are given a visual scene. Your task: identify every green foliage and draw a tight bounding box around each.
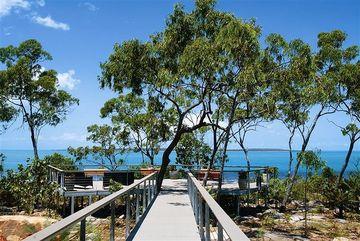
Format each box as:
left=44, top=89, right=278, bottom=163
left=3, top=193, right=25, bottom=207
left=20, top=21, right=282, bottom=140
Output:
left=109, top=179, right=123, bottom=193
left=98, top=0, right=275, bottom=184
left=101, top=93, right=173, bottom=164
left=0, top=153, right=75, bottom=213
left=68, top=124, right=128, bottom=170
left=268, top=178, right=286, bottom=207
left=0, top=153, right=4, bottom=176
left=0, top=39, right=79, bottom=157
left=298, top=150, right=326, bottom=175
left=43, top=152, right=76, bottom=170
left=175, top=131, right=211, bottom=168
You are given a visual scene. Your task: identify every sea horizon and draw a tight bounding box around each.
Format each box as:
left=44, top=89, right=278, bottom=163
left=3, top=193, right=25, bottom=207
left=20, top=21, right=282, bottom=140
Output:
left=1, top=149, right=359, bottom=178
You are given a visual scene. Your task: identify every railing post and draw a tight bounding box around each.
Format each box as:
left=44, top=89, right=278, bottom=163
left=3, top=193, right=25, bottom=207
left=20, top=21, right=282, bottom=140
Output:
left=154, top=175, right=156, bottom=196
left=80, top=219, right=86, bottom=241
left=147, top=179, right=151, bottom=206
left=152, top=177, right=155, bottom=199
left=205, top=203, right=210, bottom=241
left=136, top=185, right=140, bottom=222
left=142, top=181, right=146, bottom=214
left=70, top=196, right=75, bottom=214
left=199, top=196, right=204, bottom=241
left=195, top=190, right=199, bottom=224
left=110, top=201, right=115, bottom=241
left=217, top=222, right=223, bottom=241
left=60, top=173, right=64, bottom=188
left=126, top=193, right=130, bottom=238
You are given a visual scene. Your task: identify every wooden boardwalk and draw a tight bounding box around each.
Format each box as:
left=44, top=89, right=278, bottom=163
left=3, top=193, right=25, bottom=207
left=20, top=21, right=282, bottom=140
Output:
left=130, top=179, right=201, bottom=241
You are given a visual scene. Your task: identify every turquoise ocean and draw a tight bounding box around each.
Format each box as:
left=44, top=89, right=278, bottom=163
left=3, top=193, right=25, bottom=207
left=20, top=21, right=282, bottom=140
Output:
left=1, top=150, right=359, bottom=178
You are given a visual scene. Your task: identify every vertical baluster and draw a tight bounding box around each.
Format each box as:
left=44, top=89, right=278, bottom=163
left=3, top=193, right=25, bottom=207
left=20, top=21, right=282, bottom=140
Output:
left=195, top=191, right=199, bottom=224
left=70, top=196, right=75, bottom=214
left=152, top=177, right=155, bottom=199
left=205, top=203, right=210, bottom=241
left=147, top=179, right=151, bottom=206
left=80, top=219, right=86, bottom=241
left=126, top=193, right=130, bottom=238
left=150, top=178, right=153, bottom=200
left=199, top=196, right=204, bottom=241
left=60, top=173, right=64, bottom=188
left=190, top=181, right=195, bottom=207
left=190, top=180, right=195, bottom=207
left=153, top=175, right=157, bottom=196
left=217, top=221, right=223, bottom=241
left=110, top=201, right=115, bottom=241
left=136, top=185, right=140, bottom=222
left=142, top=181, right=146, bottom=214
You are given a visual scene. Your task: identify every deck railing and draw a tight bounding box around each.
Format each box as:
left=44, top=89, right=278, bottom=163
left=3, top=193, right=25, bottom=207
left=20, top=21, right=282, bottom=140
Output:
left=187, top=172, right=250, bottom=241
left=24, top=172, right=157, bottom=241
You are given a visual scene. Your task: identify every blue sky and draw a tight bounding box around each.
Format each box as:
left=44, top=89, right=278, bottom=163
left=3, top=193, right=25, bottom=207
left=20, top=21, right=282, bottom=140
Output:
left=0, top=0, right=359, bottom=151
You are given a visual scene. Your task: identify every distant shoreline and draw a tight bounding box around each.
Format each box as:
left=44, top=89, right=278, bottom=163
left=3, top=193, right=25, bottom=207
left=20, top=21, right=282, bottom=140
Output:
left=1, top=148, right=359, bottom=152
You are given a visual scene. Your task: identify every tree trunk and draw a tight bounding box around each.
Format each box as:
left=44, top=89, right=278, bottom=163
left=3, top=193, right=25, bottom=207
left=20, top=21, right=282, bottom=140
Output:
left=150, top=156, right=154, bottom=166
left=203, top=129, right=220, bottom=186
left=287, top=129, right=295, bottom=178
left=217, top=127, right=231, bottom=201
left=281, top=135, right=309, bottom=210
left=240, top=142, right=251, bottom=205
left=281, top=109, right=323, bottom=210
left=202, top=147, right=217, bottom=186
left=29, top=125, right=39, bottom=159
left=337, top=135, right=355, bottom=186
left=156, top=132, right=182, bottom=192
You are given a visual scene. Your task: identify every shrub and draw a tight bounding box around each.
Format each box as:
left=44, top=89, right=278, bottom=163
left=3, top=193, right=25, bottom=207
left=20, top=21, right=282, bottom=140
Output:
left=268, top=178, right=286, bottom=208
left=0, top=153, right=75, bottom=213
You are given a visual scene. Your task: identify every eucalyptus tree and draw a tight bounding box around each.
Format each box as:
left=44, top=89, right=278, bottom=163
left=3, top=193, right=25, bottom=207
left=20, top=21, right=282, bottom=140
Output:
left=334, top=48, right=359, bottom=185
left=99, top=0, right=237, bottom=190
left=100, top=93, right=173, bottom=165
left=213, top=18, right=278, bottom=196
left=202, top=102, right=226, bottom=186
left=0, top=97, right=17, bottom=133
left=68, top=124, right=130, bottom=170
left=175, top=130, right=211, bottom=168
left=265, top=31, right=356, bottom=208
left=0, top=40, right=79, bottom=159
left=264, top=34, right=312, bottom=178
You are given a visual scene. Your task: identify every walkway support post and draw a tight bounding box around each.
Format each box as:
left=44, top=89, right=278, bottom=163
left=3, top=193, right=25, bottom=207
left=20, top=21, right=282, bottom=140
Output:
left=110, top=201, right=115, bottom=241
left=80, top=219, right=86, bottom=241
left=217, top=222, right=223, bottom=241
left=205, top=203, right=210, bottom=241
left=199, top=196, right=204, bottom=241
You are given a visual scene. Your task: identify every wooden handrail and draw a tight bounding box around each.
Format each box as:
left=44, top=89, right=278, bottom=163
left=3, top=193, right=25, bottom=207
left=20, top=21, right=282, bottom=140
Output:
left=187, top=172, right=249, bottom=241
left=48, top=165, right=65, bottom=173
left=24, top=172, right=157, bottom=241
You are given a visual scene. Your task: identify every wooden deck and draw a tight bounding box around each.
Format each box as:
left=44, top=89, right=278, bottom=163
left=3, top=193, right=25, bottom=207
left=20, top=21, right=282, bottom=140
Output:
left=130, top=179, right=201, bottom=241
left=206, top=180, right=269, bottom=195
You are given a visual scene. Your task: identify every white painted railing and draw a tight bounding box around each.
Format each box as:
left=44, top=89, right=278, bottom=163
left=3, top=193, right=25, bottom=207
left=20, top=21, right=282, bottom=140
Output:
left=187, top=172, right=250, bottom=241
left=24, top=172, right=157, bottom=241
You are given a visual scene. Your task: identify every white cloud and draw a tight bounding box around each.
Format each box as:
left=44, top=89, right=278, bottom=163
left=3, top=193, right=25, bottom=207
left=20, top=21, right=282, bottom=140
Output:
left=82, top=2, right=98, bottom=11
left=3, top=26, right=13, bottom=36
left=0, top=0, right=30, bottom=17
left=32, top=15, right=70, bottom=30
left=57, top=70, right=80, bottom=90
left=39, top=132, right=87, bottom=141
left=36, top=0, right=45, bottom=7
